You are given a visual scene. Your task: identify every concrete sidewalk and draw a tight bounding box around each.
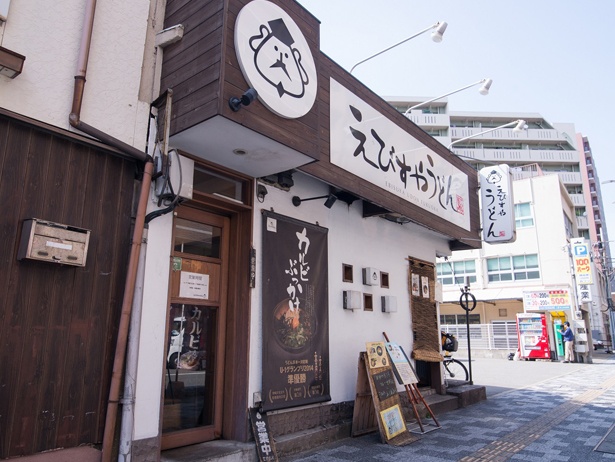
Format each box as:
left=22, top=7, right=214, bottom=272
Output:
left=283, top=352, right=615, bottom=461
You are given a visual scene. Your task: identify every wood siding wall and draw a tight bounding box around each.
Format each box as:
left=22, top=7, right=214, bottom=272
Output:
left=0, top=114, right=136, bottom=458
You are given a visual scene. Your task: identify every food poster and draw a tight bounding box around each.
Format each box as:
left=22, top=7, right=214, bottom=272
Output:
left=385, top=342, right=418, bottom=385
left=261, top=211, right=331, bottom=411
left=366, top=341, right=389, bottom=369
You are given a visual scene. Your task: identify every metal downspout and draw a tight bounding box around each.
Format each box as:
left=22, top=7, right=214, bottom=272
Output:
left=68, top=0, right=153, bottom=459
left=118, top=225, right=148, bottom=462
left=102, top=161, right=153, bottom=462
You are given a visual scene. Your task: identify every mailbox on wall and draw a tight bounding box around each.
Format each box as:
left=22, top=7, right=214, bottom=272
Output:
left=17, top=218, right=90, bottom=267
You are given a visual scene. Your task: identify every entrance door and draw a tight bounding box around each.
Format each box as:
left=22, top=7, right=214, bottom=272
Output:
left=161, top=207, right=229, bottom=449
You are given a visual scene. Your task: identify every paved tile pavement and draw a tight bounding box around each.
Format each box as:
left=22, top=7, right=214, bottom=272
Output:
left=283, top=354, right=615, bottom=461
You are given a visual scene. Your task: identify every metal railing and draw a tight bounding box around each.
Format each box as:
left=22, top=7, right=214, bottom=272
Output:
left=441, top=322, right=519, bottom=351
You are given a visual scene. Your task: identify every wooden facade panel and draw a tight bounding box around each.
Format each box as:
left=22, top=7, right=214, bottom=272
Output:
left=0, top=115, right=135, bottom=458
left=161, top=7, right=224, bottom=81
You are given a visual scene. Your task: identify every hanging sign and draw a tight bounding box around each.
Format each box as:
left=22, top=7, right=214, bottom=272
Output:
left=261, top=211, right=330, bottom=411
left=479, top=164, right=516, bottom=243
left=571, top=238, right=593, bottom=284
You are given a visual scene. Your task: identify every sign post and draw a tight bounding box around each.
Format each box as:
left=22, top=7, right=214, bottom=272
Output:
left=459, top=285, right=476, bottom=385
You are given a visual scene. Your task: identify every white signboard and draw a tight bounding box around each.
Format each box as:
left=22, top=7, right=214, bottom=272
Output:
left=330, top=78, right=470, bottom=230
left=234, top=0, right=317, bottom=119
left=179, top=271, right=210, bottom=299
left=523, top=289, right=571, bottom=311
left=479, top=165, right=516, bottom=243
left=571, top=238, right=593, bottom=284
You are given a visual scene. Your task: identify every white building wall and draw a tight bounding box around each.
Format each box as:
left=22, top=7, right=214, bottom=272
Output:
left=0, top=0, right=152, bottom=149
left=249, top=173, right=450, bottom=406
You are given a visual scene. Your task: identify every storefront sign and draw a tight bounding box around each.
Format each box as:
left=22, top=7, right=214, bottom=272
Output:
left=330, top=78, right=470, bottom=231
left=249, top=408, right=278, bottom=462
left=479, top=165, right=516, bottom=243
left=523, top=289, right=571, bottom=311
left=261, top=211, right=330, bottom=411
left=571, top=238, right=593, bottom=284
left=235, top=0, right=317, bottom=119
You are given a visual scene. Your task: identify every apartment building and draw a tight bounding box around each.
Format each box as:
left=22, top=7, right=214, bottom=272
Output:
left=387, top=96, right=613, bottom=358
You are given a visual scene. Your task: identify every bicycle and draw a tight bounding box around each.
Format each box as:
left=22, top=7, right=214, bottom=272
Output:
left=441, top=331, right=469, bottom=383
left=442, top=352, right=469, bottom=382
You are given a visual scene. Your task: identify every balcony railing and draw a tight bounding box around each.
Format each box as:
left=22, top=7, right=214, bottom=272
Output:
left=405, top=112, right=450, bottom=128
left=450, top=147, right=578, bottom=165
left=449, top=126, right=570, bottom=142
left=577, top=215, right=589, bottom=229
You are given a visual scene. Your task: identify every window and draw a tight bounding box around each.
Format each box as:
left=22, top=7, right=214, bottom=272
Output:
left=487, top=255, right=539, bottom=282
left=440, top=314, right=480, bottom=325
left=436, top=260, right=476, bottom=286
left=514, top=203, right=534, bottom=228
left=564, top=213, right=574, bottom=240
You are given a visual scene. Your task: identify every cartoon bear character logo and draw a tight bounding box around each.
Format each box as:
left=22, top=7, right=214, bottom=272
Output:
left=249, top=18, right=309, bottom=100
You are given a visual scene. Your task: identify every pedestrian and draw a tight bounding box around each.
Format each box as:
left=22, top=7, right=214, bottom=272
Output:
left=560, top=321, right=574, bottom=363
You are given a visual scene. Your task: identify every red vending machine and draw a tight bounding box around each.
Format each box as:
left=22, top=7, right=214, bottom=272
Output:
left=516, top=313, right=551, bottom=360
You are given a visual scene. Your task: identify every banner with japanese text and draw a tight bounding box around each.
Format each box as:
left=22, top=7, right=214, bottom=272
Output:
left=261, top=211, right=330, bottom=411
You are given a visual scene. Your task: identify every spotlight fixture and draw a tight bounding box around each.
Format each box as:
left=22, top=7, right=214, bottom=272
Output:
left=229, top=88, right=258, bottom=112
left=292, top=194, right=338, bottom=209
left=256, top=184, right=268, bottom=203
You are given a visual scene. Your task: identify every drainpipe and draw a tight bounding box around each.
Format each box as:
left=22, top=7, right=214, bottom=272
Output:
left=118, top=224, right=149, bottom=462
left=68, top=1, right=154, bottom=460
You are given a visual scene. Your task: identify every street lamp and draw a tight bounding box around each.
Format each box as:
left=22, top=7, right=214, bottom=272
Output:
left=447, top=119, right=527, bottom=150
left=350, top=21, right=448, bottom=74
left=403, top=78, right=493, bottom=115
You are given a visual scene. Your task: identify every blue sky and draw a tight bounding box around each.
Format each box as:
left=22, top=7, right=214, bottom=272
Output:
left=297, top=0, right=615, bottom=245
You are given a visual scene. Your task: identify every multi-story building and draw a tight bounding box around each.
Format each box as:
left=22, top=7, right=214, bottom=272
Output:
left=387, top=96, right=613, bottom=358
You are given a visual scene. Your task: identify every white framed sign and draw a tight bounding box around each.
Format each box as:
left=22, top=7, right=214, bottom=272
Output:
left=571, top=238, right=593, bottom=284
left=330, top=78, right=470, bottom=230
left=479, top=165, right=516, bottom=243
left=179, top=271, right=210, bottom=299
left=234, top=0, right=317, bottom=119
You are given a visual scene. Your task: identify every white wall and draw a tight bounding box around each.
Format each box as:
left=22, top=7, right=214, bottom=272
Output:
left=249, top=173, right=450, bottom=406
left=0, top=0, right=152, bottom=149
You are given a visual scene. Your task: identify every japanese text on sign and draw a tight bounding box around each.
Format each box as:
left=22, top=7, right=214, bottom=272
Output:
left=523, top=289, right=571, bottom=311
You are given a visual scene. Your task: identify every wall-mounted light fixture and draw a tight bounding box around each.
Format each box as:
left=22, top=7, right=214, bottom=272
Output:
left=350, top=21, right=447, bottom=74
left=0, top=46, right=25, bottom=79
left=292, top=194, right=337, bottom=209
left=256, top=184, right=268, bottom=203
left=403, top=78, right=493, bottom=115
left=229, top=88, right=258, bottom=112
left=448, top=119, right=526, bottom=150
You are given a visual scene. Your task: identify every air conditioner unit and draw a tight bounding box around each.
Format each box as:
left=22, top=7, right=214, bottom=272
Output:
left=381, top=296, right=397, bottom=313
left=362, top=267, right=379, bottom=286
left=343, top=290, right=361, bottom=310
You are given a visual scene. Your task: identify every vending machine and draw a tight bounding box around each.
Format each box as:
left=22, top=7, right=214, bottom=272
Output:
left=516, top=313, right=551, bottom=360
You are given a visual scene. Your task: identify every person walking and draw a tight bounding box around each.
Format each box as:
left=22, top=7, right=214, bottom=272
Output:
left=560, top=321, right=574, bottom=363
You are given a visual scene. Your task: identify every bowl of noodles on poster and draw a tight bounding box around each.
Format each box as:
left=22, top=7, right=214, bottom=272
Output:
left=273, top=298, right=315, bottom=353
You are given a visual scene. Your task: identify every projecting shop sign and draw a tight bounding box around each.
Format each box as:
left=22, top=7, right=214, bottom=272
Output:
left=479, top=165, right=516, bottom=243
left=571, top=238, right=593, bottom=284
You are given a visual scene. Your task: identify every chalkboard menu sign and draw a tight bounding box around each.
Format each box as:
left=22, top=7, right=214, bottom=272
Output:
left=372, top=369, right=398, bottom=401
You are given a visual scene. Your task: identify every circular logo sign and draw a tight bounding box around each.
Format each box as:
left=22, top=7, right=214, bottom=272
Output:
left=234, top=0, right=317, bottom=119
